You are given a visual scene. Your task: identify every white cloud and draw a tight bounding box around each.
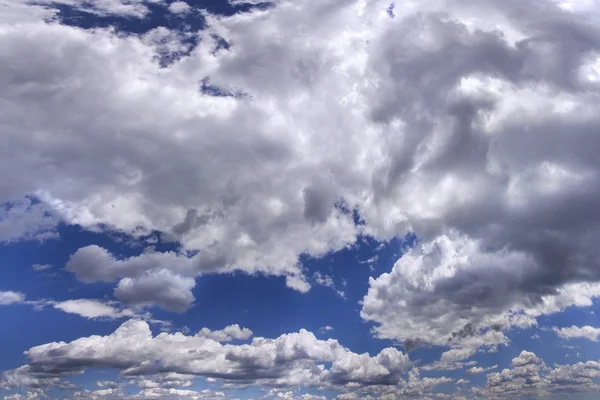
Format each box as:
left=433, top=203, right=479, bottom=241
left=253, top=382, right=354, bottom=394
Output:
left=3, top=0, right=600, bottom=375
left=31, top=264, right=52, bottom=271
left=466, top=364, right=497, bottom=375
left=2, top=319, right=411, bottom=390
left=0, top=291, right=25, bottom=305
left=554, top=325, right=600, bottom=342
left=474, top=350, right=600, bottom=398
left=197, top=324, right=252, bottom=342
left=167, top=1, right=190, bottom=14
left=313, top=272, right=346, bottom=299
left=53, top=299, right=135, bottom=319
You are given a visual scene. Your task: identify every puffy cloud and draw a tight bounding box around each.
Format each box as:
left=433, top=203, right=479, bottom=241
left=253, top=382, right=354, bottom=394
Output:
left=71, top=387, right=227, bottom=400
left=3, top=0, right=600, bottom=369
left=362, top=232, right=600, bottom=355
left=167, top=1, right=191, bottom=14
left=482, top=351, right=545, bottom=398
left=553, top=325, right=600, bottom=342
left=1, top=319, right=410, bottom=390
left=114, top=270, right=196, bottom=312
left=197, top=324, right=253, bottom=342
left=337, top=368, right=452, bottom=399
left=0, top=290, right=25, bottom=305
left=477, top=350, right=600, bottom=398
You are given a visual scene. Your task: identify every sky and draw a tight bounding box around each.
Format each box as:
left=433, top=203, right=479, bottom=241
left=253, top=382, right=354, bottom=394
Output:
left=2, top=0, right=600, bottom=399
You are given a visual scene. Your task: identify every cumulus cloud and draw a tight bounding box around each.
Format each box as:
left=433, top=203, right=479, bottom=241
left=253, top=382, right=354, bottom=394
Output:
left=475, top=350, right=600, bottom=398
left=1, top=319, right=410, bottom=390
left=69, top=387, right=227, bottom=400
left=167, top=1, right=191, bottom=14
left=4, top=0, right=600, bottom=373
left=0, top=290, right=25, bottom=305
left=197, top=324, right=253, bottom=342
left=114, top=269, right=196, bottom=312
left=553, top=325, right=600, bottom=342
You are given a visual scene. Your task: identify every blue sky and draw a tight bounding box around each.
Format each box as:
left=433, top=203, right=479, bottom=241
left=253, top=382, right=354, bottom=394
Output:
left=2, top=0, right=600, bottom=399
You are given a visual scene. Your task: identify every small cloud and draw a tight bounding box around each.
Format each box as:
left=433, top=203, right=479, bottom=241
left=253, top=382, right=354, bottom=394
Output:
left=53, top=299, right=134, bottom=320
left=0, top=291, right=26, bottom=305
left=358, top=255, right=378, bottom=264
left=168, top=1, right=191, bottom=14
left=466, top=365, right=498, bottom=375
left=313, top=272, right=346, bottom=299
left=197, top=324, right=253, bottom=342
left=319, top=326, right=334, bottom=333
left=32, top=263, right=51, bottom=271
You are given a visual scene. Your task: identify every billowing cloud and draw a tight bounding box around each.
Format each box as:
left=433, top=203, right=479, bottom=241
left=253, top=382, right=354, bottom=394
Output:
left=476, top=350, right=600, bottom=398
left=1, top=319, right=411, bottom=390
left=3, top=0, right=600, bottom=376
left=114, top=270, right=196, bottom=312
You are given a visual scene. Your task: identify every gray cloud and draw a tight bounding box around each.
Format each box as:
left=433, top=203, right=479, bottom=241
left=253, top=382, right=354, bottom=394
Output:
left=114, top=270, right=196, bottom=312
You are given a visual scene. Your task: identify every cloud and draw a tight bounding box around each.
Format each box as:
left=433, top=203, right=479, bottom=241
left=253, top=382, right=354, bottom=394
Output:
left=553, top=325, right=600, bottom=342
left=53, top=299, right=135, bottom=319
left=1, top=319, right=411, bottom=390
left=0, top=199, right=59, bottom=243
left=361, top=232, right=600, bottom=356
left=31, top=264, right=52, bottom=271
left=114, top=269, right=196, bottom=312
left=475, top=350, right=600, bottom=398
left=197, top=324, right=253, bottom=342
left=0, top=289, right=168, bottom=324
left=3, top=0, right=600, bottom=373
left=167, top=1, right=191, bottom=14
left=466, top=365, right=498, bottom=375
left=319, top=326, right=334, bottom=333
left=0, top=291, right=25, bottom=305
left=313, top=272, right=346, bottom=299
